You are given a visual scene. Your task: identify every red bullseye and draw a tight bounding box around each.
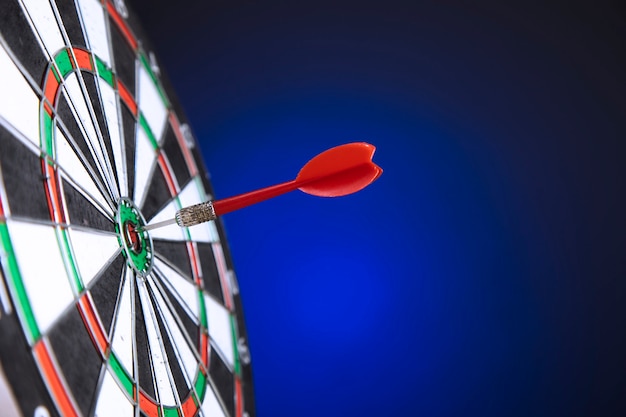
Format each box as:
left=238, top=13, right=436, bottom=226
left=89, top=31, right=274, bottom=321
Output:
left=123, top=221, right=142, bottom=253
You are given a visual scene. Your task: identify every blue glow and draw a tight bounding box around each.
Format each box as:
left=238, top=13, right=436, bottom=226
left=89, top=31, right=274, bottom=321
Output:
left=131, top=1, right=626, bottom=416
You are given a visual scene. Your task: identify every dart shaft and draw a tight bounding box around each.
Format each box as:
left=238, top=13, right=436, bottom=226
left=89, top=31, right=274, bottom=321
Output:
left=212, top=179, right=298, bottom=216
left=141, top=217, right=177, bottom=231
left=153, top=180, right=296, bottom=230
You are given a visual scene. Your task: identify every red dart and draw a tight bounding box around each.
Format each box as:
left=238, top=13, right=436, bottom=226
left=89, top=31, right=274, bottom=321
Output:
left=143, top=142, right=382, bottom=230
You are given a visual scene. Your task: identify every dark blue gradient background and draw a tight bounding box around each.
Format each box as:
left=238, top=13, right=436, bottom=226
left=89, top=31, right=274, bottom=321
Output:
left=129, top=1, right=626, bottom=415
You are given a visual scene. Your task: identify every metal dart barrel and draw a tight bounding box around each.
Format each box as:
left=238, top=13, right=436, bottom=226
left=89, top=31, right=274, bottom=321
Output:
left=175, top=201, right=217, bottom=227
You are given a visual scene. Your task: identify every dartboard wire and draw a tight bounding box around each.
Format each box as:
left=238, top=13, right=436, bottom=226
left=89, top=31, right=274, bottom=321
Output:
left=48, top=0, right=121, bottom=202
left=0, top=268, right=12, bottom=316
left=146, top=275, right=208, bottom=416
left=169, top=112, right=199, bottom=178
left=19, top=0, right=119, bottom=204
left=48, top=0, right=120, bottom=205
left=0, top=215, right=116, bottom=237
left=0, top=105, right=117, bottom=219
left=101, top=0, right=131, bottom=199
left=105, top=267, right=134, bottom=368
left=96, top=261, right=128, bottom=342
left=135, top=154, right=159, bottom=212
left=78, top=246, right=123, bottom=295
left=130, top=270, right=143, bottom=417
left=99, top=266, right=138, bottom=404
left=136, top=277, right=183, bottom=410
left=187, top=239, right=207, bottom=288
left=91, top=354, right=113, bottom=417
left=133, top=73, right=181, bottom=211
left=151, top=263, right=200, bottom=328
left=27, top=250, right=121, bottom=350
left=74, top=0, right=131, bottom=199
left=145, top=276, right=201, bottom=386
left=149, top=268, right=205, bottom=367
left=0, top=155, right=40, bottom=343
left=136, top=278, right=164, bottom=411
left=0, top=23, right=118, bottom=215
left=53, top=116, right=117, bottom=216
left=144, top=274, right=209, bottom=417
left=0, top=31, right=46, bottom=107
left=52, top=78, right=117, bottom=206
left=77, top=290, right=109, bottom=356
left=204, top=372, right=233, bottom=417
left=147, top=279, right=209, bottom=415
left=52, top=86, right=118, bottom=212
left=212, top=242, right=234, bottom=311
left=0, top=36, right=115, bottom=216
left=151, top=249, right=195, bottom=285
left=207, top=337, right=236, bottom=376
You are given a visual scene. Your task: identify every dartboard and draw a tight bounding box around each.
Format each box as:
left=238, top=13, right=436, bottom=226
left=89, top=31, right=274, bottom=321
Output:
left=0, top=1, right=254, bottom=416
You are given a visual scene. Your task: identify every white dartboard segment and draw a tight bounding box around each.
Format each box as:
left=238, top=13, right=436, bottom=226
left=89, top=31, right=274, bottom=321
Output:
left=0, top=45, right=40, bottom=148
left=134, top=125, right=157, bottom=208
left=97, top=77, right=128, bottom=197
left=94, top=368, right=134, bottom=417
left=204, top=294, right=235, bottom=368
left=5, top=220, right=74, bottom=336
left=19, top=0, right=67, bottom=60
left=147, top=277, right=199, bottom=384
left=110, top=268, right=134, bottom=375
left=137, top=64, right=168, bottom=143
left=75, top=0, right=112, bottom=66
left=201, top=385, right=227, bottom=417
left=136, top=278, right=179, bottom=406
left=68, top=228, right=120, bottom=287
left=153, top=257, right=200, bottom=324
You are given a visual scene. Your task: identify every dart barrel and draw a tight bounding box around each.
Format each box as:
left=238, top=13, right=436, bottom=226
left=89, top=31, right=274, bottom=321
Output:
left=175, top=201, right=217, bottom=227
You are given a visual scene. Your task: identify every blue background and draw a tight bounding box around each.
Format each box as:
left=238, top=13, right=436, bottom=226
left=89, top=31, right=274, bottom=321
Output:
left=129, top=1, right=625, bottom=415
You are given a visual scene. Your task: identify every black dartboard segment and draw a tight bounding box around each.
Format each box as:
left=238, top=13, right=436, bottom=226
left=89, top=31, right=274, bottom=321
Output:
left=0, top=1, right=254, bottom=416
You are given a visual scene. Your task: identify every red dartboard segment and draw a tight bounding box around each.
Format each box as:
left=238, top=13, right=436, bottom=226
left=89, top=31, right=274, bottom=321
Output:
left=158, top=153, right=180, bottom=196
left=105, top=0, right=138, bottom=50
left=71, top=48, right=93, bottom=71
left=200, top=332, right=210, bottom=368
left=0, top=193, right=4, bottom=218
left=235, top=378, right=243, bottom=417
left=77, top=294, right=109, bottom=356
left=186, top=240, right=203, bottom=287
left=117, top=80, right=138, bottom=116
left=169, top=112, right=199, bottom=177
left=33, top=341, right=80, bottom=417
left=43, top=101, right=54, bottom=117
left=212, top=242, right=233, bottom=311
left=138, top=389, right=160, bottom=417
left=44, top=68, right=60, bottom=108
left=43, top=47, right=94, bottom=108
left=181, top=393, right=200, bottom=417
left=41, top=160, right=65, bottom=224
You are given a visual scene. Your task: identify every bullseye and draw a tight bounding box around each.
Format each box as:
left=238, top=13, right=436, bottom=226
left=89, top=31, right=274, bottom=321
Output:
left=123, top=221, right=142, bottom=253
left=115, top=199, right=153, bottom=275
